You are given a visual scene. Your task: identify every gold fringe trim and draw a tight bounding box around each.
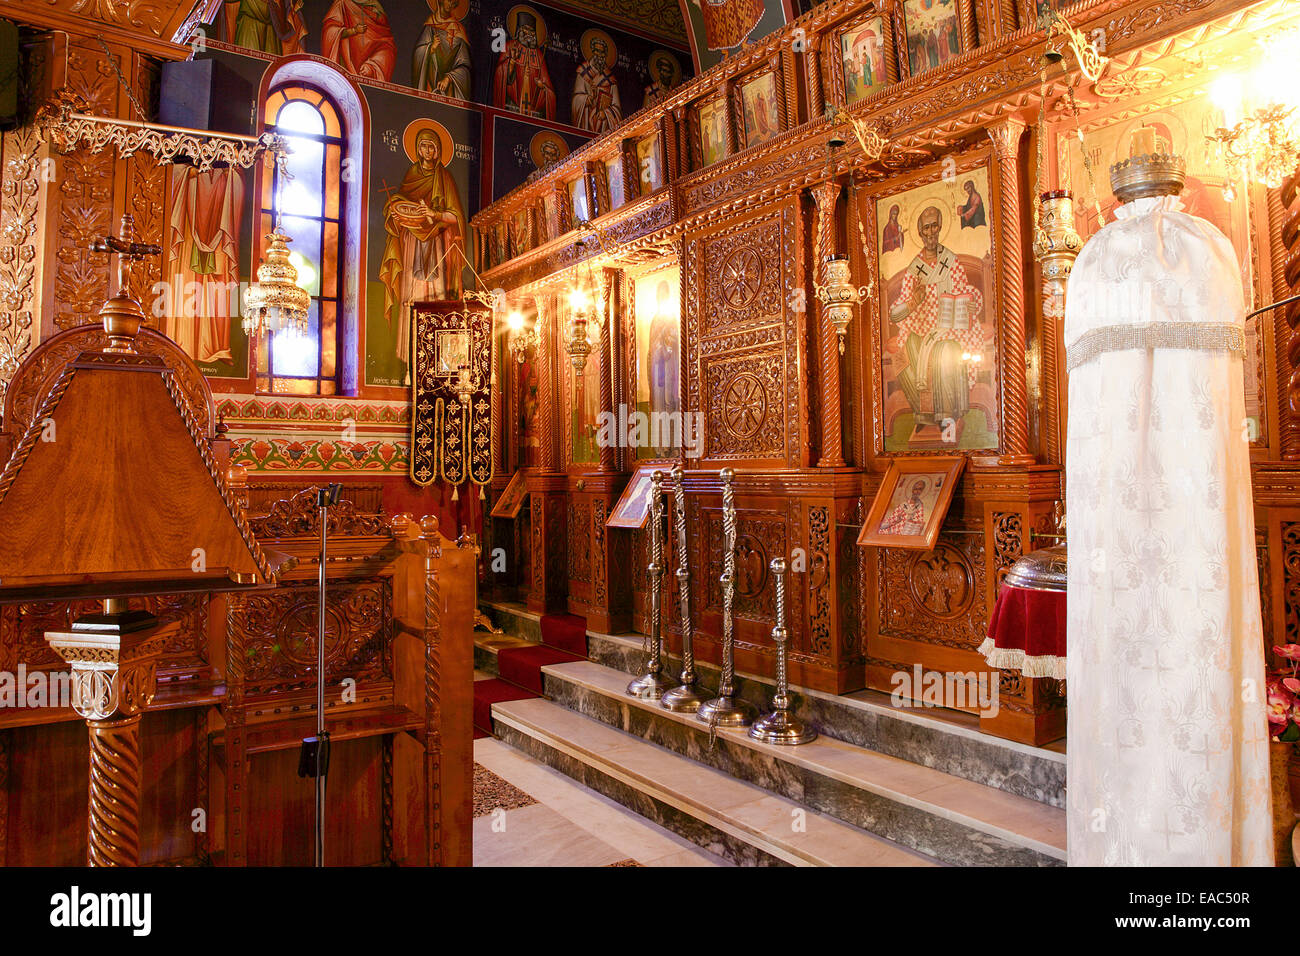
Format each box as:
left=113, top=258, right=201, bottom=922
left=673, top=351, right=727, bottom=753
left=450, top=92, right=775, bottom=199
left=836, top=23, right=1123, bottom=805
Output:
left=977, top=637, right=1067, bottom=680
left=1066, top=322, right=1244, bottom=372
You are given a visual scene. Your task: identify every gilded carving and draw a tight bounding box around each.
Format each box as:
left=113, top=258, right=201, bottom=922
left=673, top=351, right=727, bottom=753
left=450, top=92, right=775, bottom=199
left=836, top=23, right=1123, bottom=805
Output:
left=1282, top=521, right=1300, bottom=645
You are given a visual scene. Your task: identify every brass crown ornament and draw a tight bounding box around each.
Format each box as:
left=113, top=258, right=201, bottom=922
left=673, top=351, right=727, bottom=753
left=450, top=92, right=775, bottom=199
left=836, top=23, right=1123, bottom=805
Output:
left=1109, top=151, right=1187, bottom=204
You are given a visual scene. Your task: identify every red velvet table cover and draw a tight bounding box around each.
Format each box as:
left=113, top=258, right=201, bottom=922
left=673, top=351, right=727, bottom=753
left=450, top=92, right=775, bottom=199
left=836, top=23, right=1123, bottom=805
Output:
left=978, top=583, right=1067, bottom=679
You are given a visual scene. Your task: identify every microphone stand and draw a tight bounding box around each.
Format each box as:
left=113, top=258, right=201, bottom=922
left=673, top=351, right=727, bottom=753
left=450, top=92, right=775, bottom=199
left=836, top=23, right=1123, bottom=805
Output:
left=299, top=482, right=341, bottom=866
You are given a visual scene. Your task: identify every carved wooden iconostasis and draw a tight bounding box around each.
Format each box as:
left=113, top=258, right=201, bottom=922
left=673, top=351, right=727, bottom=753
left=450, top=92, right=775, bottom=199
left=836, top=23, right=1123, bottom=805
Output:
left=475, top=0, right=1300, bottom=768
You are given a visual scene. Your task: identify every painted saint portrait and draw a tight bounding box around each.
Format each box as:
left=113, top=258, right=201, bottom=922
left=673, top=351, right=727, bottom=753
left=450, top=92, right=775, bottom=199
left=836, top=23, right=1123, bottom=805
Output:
left=699, top=98, right=728, bottom=167
left=902, top=0, right=961, bottom=76
left=957, top=179, right=985, bottom=228
left=413, top=0, right=471, bottom=99
left=570, top=337, right=600, bottom=464
left=879, top=476, right=942, bottom=536
left=530, top=130, right=569, bottom=173
left=635, top=265, right=681, bottom=460
left=491, top=5, right=556, bottom=121
left=691, top=0, right=763, bottom=51
left=739, top=72, right=780, bottom=150
left=841, top=16, right=887, bottom=104
left=221, top=0, right=306, bottom=55
left=572, top=29, right=622, bottom=134
left=542, top=191, right=560, bottom=239
left=322, top=0, right=395, bottom=82
left=379, top=119, right=467, bottom=369
left=643, top=50, right=682, bottom=110
left=876, top=166, right=998, bottom=452
left=606, top=156, right=625, bottom=211
left=636, top=132, right=662, bottom=194
left=165, top=165, right=244, bottom=367
left=510, top=207, right=531, bottom=257
left=568, top=176, right=589, bottom=224
left=882, top=203, right=904, bottom=252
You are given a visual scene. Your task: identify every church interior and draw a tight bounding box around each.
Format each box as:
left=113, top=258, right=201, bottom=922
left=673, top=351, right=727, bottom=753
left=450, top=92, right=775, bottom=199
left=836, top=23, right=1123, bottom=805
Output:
left=0, top=0, right=1298, bottom=878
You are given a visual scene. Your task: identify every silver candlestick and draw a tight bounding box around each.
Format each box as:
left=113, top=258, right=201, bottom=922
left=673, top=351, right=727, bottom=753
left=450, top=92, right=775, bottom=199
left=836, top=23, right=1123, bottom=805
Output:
left=628, top=470, right=676, bottom=699
left=697, top=467, right=756, bottom=727
left=661, top=465, right=705, bottom=712
left=751, top=556, right=815, bottom=745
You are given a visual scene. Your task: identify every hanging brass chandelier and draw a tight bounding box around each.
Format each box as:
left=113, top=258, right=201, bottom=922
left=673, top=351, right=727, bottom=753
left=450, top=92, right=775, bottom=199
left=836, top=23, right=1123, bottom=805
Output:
left=242, top=144, right=311, bottom=339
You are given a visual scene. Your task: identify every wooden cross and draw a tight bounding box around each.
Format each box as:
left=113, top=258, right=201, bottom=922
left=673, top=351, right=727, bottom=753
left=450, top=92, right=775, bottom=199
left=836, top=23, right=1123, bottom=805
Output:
left=90, top=214, right=161, bottom=299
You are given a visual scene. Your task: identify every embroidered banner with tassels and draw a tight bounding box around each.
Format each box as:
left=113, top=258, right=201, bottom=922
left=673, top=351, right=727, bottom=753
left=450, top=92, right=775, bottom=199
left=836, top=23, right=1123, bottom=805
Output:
left=410, top=301, right=494, bottom=488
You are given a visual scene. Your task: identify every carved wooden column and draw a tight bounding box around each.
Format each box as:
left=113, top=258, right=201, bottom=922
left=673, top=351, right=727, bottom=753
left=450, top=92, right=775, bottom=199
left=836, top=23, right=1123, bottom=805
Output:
left=811, top=179, right=846, bottom=468
left=1279, top=174, right=1300, bottom=459
left=527, top=294, right=568, bottom=614
left=805, top=33, right=824, bottom=120
left=987, top=118, right=1034, bottom=465
left=598, top=271, right=616, bottom=473
left=44, top=617, right=171, bottom=866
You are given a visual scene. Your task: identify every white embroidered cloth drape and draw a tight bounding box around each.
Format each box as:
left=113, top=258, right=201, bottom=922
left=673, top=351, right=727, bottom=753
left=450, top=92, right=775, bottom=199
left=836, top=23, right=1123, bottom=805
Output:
left=1064, top=194, right=1272, bottom=866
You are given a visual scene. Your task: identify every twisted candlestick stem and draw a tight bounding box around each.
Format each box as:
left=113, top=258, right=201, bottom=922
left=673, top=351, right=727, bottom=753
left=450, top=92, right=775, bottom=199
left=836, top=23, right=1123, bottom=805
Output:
left=771, top=557, right=789, bottom=710
left=672, top=464, right=694, bottom=682
left=720, top=468, right=737, bottom=694
left=648, top=472, right=665, bottom=674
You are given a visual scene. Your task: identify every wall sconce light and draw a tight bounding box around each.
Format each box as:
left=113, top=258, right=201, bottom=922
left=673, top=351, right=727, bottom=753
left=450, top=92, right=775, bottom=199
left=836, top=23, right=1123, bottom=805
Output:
left=1206, top=30, right=1300, bottom=196
left=506, top=309, right=539, bottom=364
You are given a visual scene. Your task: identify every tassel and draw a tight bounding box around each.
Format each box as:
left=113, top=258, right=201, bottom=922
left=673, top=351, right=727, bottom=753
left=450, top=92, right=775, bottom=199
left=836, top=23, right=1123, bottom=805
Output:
left=452, top=483, right=460, bottom=502
left=479, top=485, right=485, bottom=501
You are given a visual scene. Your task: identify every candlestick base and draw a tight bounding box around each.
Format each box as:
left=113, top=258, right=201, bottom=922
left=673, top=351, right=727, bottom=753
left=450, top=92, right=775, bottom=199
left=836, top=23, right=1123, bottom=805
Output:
left=749, top=709, right=816, bottom=746
left=660, top=681, right=706, bottom=713
left=696, top=694, right=756, bottom=727
left=627, top=671, right=677, bottom=700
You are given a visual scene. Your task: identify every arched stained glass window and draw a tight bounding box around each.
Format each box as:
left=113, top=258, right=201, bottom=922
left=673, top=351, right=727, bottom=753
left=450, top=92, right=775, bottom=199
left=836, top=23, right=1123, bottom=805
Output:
left=258, top=85, right=345, bottom=395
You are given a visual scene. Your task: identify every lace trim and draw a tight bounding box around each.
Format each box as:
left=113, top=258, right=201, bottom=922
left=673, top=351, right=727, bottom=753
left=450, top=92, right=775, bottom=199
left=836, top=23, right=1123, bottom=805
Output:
left=1065, top=322, right=1244, bottom=372
left=977, top=637, right=1067, bottom=680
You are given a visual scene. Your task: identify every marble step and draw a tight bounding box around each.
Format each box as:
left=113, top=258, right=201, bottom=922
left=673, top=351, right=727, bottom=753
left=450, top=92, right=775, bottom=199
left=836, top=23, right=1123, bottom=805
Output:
left=491, top=695, right=939, bottom=867
left=535, top=658, right=1066, bottom=867
left=479, top=600, right=1066, bottom=809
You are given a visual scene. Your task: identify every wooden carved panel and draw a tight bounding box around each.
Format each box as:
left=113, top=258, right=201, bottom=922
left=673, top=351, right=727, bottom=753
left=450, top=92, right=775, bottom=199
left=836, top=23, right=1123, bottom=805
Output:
left=1283, top=521, right=1300, bottom=646
left=687, top=199, right=804, bottom=467
left=704, top=350, right=785, bottom=460
left=700, top=508, right=788, bottom=624
left=808, top=505, right=832, bottom=657
left=0, top=125, right=43, bottom=402
left=227, top=578, right=392, bottom=697
left=877, top=532, right=988, bottom=650
left=51, top=41, right=117, bottom=332
left=0, top=593, right=209, bottom=674
left=568, top=499, right=592, bottom=586
left=702, top=216, right=784, bottom=333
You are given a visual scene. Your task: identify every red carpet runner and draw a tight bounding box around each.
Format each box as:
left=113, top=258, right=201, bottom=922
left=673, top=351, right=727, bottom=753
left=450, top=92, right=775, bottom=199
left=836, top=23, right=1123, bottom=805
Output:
left=473, top=613, right=587, bottom=738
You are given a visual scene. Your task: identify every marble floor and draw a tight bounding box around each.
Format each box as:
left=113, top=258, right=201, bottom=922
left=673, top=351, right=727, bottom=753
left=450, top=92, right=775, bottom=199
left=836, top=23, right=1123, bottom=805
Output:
left=472, top=735, right=731, bottom=867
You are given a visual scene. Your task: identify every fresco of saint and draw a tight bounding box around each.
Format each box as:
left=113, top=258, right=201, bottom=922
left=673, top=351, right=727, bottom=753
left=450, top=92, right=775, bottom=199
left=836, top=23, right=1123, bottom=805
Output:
left=413, top=0, right=471, bottom=100
left=572, top=30, right=621, bottom=134
left=165, top=166, right=243, bottom=366
left=322, top=0, right=396, bottom=81
left=642, top=50, right=681, bottom=110
left=379, top=120, right=467, bottom=369
left=491, top=6, right=556, bottom=121
left=222, top=0, right=306, bottom=55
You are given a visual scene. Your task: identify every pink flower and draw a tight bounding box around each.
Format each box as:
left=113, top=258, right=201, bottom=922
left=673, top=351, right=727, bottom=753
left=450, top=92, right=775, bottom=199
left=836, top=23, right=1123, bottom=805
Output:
left=1285, top=677, right=1300, bottom=696
left=1273, top=644, right=1300, bottom=661
left=1266, top=679, right=1295, bottom=728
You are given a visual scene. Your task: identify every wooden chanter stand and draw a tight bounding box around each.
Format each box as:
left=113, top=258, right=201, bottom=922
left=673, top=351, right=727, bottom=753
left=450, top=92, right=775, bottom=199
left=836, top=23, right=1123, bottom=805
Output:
left=0, top=216, right=290, bottom=866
